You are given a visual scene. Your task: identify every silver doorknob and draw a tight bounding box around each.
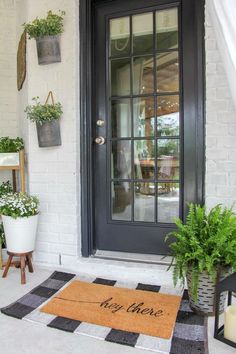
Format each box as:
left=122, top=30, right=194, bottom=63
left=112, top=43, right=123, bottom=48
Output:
left=95, top=136, right=105, bottom=145
left=96, top=119, right=105, bottom=127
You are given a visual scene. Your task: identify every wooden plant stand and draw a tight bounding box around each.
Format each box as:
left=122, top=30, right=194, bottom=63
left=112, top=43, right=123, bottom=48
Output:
left=0, top=149, right=26, bottom=275
left=0, top=149, right=25, bottom=193
left=2, top=251, right=33, bottom=284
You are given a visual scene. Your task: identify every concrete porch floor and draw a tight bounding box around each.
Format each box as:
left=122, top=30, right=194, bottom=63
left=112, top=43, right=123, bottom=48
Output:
left=0, top=265, right=235, bottom=354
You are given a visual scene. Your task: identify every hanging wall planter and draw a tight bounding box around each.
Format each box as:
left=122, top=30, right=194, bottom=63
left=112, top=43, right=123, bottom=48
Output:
left=23, top=10, right=65, bottom=65
left=36, top=119, right=61, bottom=147
left=36, top=34, right=61, bottom=65
left=25, top=91, right=62, bottom=148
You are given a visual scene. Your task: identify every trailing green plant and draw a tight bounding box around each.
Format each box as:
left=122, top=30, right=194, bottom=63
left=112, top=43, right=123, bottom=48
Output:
left=0, top=192, right=39, bottom=218
left=0, top=137, right=24, bottom=153
left=0, top=181, right=13, bottom=198
left=25, top=97, right=63, bottom=125
left=0, top=223, right=5, bottom=247
left=23, top=10, right=65, bottom=39
left=166, top=204, right=236, bottom=300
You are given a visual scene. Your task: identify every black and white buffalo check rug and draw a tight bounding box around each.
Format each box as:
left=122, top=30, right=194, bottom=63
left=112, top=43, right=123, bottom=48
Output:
left=1, top=271, right=208, bottom=353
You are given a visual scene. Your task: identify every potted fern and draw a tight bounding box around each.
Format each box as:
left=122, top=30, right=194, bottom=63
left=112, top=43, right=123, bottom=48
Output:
left=0, top=137, right=24, bottom=166
left=166, top=204, right=236, bottom=315
left=25, top=92, right=62, bottom=147
left=23, top=10, right=65, bottom=65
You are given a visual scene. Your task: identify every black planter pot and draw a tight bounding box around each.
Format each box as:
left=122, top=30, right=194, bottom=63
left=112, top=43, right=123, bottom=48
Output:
left=36, top=35, right=61, bottom=65
left=36, top=120, right=61, bottom=147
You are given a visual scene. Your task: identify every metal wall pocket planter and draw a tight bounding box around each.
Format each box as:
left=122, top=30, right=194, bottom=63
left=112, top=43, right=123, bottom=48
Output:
left=36, top=91, right=62, bottom=148
left=37, top=120, right=61, bottom=147
left=36, top=35, right=61, bottom=65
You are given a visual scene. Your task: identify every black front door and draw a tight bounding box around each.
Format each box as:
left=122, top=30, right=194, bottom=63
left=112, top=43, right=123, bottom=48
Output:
left=89, top=0, right=204, bottom=255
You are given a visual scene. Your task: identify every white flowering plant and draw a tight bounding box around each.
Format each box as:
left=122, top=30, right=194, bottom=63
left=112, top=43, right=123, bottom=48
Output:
left=0, top=181, right=13, bottom=198
left=0, top=193, right=39, bottom=219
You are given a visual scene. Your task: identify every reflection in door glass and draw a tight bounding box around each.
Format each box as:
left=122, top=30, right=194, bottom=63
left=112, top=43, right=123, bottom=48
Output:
left=134, top=140, right=155, bottom=180
left=108, top=7, right=181, bottom=225
left=156, top=8, right=178, bottom=50
left=133, top=12, right=153, bottom=55
left=157, top=95, right=179, bottom=136
left=133, top=97, right=155, bottom=137
left=134, top=182, right=155, bottom=222
left=156, top=52, right=179, bottom=93
left=112, top=181, right=131, bottom=220
left=112, top=140, right=131, bottom=179
left=158, top=139, right=179, bottom=180
left=158, top=183, right=179, bottom=222
left=111, top=58, right=131, bottom=96
left=110, top=17, right=130, bottom=57
left=133, top=56, right=154, bottom=95
left=111, top=99, right=131, bottom=137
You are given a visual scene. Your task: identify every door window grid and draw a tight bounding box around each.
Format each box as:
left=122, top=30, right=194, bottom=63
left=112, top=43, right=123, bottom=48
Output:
left=109, top=7, right=180, bottom=224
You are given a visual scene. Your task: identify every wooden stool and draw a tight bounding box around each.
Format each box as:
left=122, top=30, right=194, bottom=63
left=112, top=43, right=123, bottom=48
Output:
left=2, top=251, right=33, bottom=284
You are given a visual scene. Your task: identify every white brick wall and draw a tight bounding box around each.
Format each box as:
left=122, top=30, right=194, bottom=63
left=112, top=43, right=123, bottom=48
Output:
left=0, top=0, right=18, bottom=137
left=15, top=0, right=80, bottom=266
left=205, top=2, right=236, bottom=210
left=0, top=0, right=19, bottom=182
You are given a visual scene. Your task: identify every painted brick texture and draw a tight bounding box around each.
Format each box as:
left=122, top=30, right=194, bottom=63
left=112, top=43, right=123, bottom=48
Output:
left=0, top=0, right=18, bottom=183
left=205, top=3, right=236, bottom=210
left=20, top=0, right=80, bottom=265
left=0, top=0, right=18, bottom=137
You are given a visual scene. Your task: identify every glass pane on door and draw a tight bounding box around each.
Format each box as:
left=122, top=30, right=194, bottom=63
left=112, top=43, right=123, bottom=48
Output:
left=109, top=7, right=180, bottom=224
left=110, top=17, right=130, bottom=57
left=133, top=12, right=153, bottom=55
left=156, top=8, right=178, bottom=50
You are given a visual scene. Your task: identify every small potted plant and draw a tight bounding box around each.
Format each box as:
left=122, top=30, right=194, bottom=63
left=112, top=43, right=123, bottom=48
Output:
left=23, top=10, right=65, bottom=65
left=0, top=192, right=39, bottom=254
left=25, top=92, right=62, bottom=147
left=166, top=204, right=236, bottom=315
left=0, top=137, right=24, bottom=166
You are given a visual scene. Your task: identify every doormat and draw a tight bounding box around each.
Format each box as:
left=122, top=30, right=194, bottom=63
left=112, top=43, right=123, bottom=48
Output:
left=1, top=271, right=208, bottom=353
left=41, top=279, right=181, bottom=339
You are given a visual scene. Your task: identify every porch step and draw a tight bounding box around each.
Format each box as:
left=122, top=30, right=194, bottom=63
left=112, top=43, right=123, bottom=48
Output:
left=94, top=250, right=172, bottom=265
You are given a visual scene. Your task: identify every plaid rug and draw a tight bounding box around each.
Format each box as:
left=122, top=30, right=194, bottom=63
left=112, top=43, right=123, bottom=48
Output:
left=1, top=271, right=208, bottom=353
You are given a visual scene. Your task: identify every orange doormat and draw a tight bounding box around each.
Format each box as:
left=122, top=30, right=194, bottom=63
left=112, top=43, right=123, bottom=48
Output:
left=41, top=280, right=181, bottom=339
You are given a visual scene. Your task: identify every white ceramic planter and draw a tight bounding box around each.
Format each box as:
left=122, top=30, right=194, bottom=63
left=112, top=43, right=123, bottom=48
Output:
left=0, top=152, right=19, bottom=166
left=2, top=214, right=39, bottom=253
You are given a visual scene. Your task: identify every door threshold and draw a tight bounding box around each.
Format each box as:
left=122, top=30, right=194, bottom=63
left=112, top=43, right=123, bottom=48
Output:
left=93, top=250, right=172, bottom=266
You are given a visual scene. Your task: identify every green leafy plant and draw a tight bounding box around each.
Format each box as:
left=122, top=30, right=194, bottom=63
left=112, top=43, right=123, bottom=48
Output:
left=0, top=137, right=24, bottom=153
left=23, top=10, right=65, bottom=39
left=0, top=181, right=13, bottom=198
left=0, top=193, right=39, bottom=218
left=25, top=97, right=63, bottom=125
left=0, top=223, right=5, bottom=247
left=166, top=204, right=236, bottom=300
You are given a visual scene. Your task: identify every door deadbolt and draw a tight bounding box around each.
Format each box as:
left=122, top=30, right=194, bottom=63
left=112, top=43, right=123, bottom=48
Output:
left=96, top=119, right=105, bottom=127
left=95, top=136, right=106, bottom=145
